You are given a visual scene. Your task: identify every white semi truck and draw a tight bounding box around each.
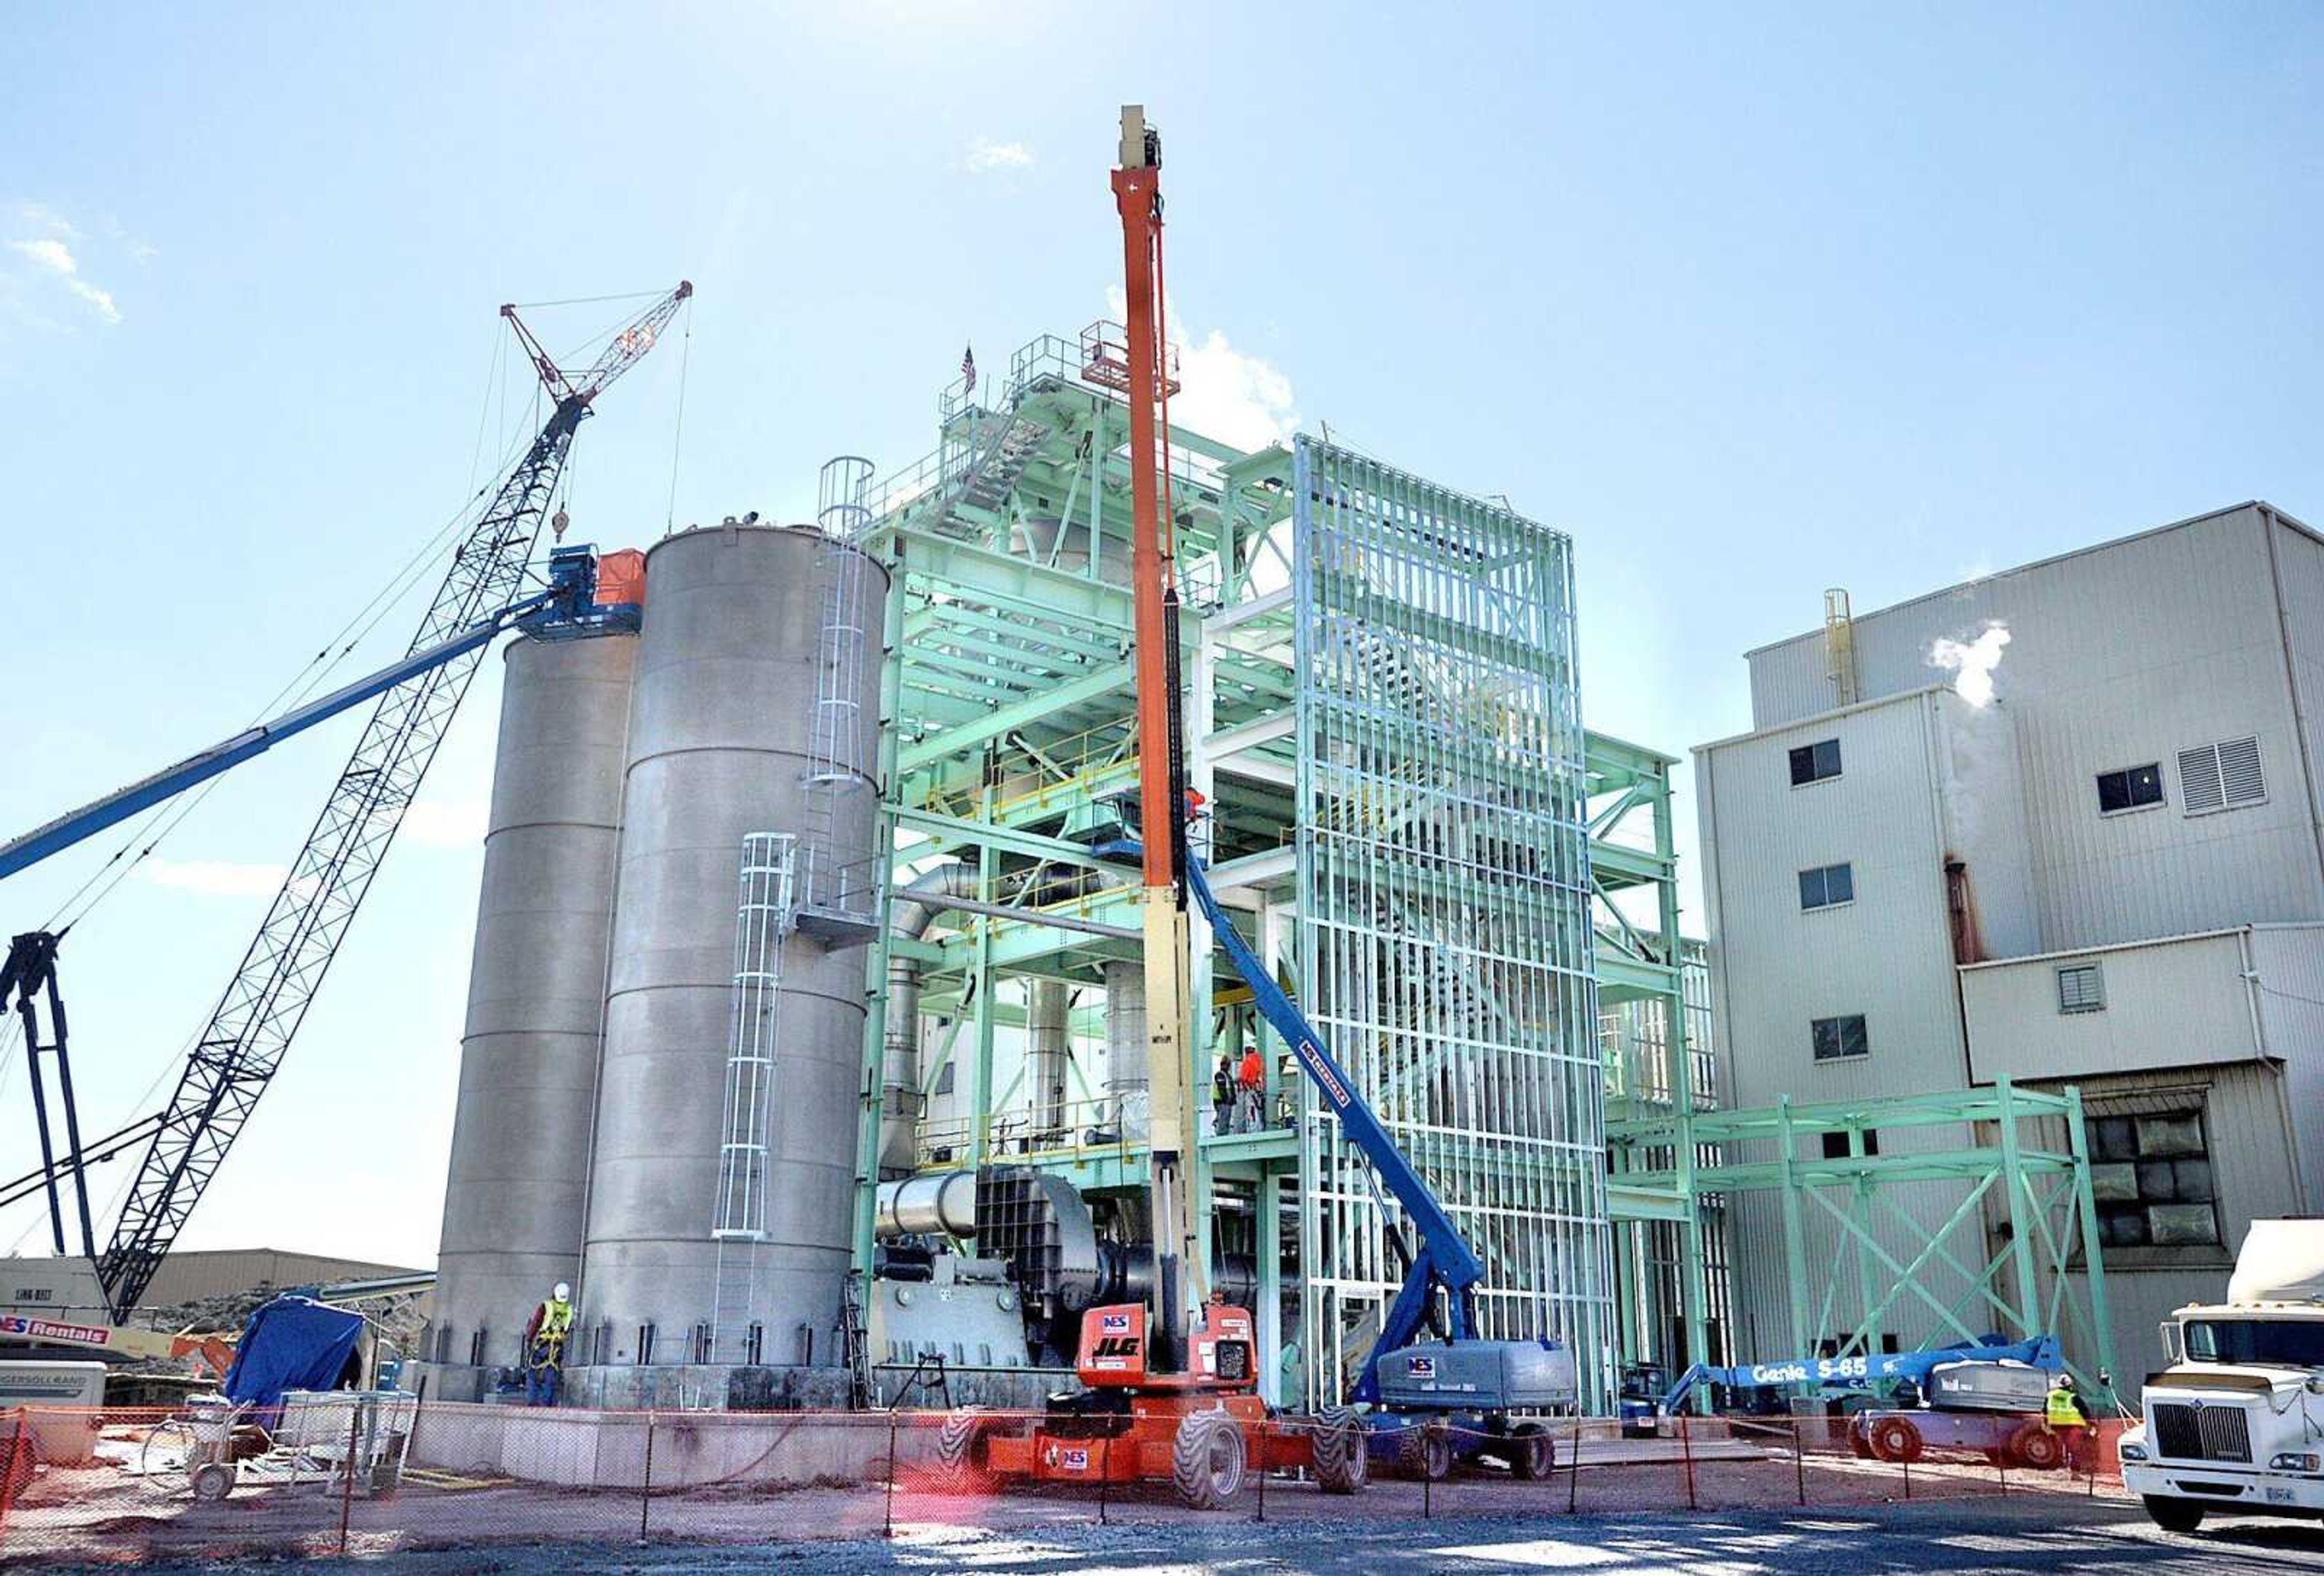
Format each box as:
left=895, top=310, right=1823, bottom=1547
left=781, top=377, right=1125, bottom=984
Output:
left=2121, top=1218, right=2324, bottom=1532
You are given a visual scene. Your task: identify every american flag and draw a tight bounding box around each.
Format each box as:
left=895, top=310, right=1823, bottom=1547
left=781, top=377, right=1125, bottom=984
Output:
left=961, top=343, right=976, bottom=393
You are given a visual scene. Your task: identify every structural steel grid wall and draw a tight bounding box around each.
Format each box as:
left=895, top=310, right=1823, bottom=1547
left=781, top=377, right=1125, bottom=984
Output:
left=1290, top=437, right=1613, bottom=1409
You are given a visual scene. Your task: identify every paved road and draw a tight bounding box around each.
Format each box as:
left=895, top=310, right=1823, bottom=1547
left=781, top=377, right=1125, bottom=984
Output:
left=95, top=1496, right=2324, bottom=1574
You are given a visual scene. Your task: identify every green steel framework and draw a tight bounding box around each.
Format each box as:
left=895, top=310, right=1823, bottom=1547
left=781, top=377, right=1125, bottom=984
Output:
left=1608, top=1079, right=2122, bottom=1405
left=844, top=329, right=1716, bottom=1411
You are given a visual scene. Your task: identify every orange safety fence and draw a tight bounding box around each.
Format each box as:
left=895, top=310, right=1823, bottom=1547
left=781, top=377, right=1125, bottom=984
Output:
left=0, top=1402, right=2138, bottom=1566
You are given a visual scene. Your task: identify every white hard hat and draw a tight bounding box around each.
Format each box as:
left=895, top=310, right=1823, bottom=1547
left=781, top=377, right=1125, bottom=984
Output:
left=553, top=1282, right=571, bottom=1301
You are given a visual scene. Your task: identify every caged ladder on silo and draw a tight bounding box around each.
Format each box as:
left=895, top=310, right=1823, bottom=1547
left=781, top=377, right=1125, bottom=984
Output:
left=710, top=833, right=799, bottom=1365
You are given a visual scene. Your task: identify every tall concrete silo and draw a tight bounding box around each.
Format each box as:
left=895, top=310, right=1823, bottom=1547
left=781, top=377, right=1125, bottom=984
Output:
left=430, top=631, right=637, bottom=1395
left=577, top=522, right=885, bottom=1390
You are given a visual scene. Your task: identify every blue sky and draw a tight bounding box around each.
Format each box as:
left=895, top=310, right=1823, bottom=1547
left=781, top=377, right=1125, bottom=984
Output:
left=3, top=4, right=2320, bottom=1269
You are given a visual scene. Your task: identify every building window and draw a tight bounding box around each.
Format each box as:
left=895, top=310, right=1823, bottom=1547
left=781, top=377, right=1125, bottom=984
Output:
left=1798, top=862, right=1854, bottom=911
left=1788, top=738, right=1843, bottom=787
left=637, top=1322, right=658, bottom=1366
left=934, top=1062, right=956, bottom=1095
left=2090, top=1108, right=2219, bottom=1250
left=467, top=1327, right=489, bottom=1367
left=2095, top=763, right=2164, bottom=815
left=2056, top=962, right=2105, bottom=1014
left=2178, top=736, right=2265, bottom=815
left=1811, top=1014, right=1869, bottom=1062
left=1820, top=1128, right=1879, bottom=1159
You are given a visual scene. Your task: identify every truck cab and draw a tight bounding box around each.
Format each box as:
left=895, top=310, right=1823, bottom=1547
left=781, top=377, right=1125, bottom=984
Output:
left=2121, top=1220, right=2324, bottom=1532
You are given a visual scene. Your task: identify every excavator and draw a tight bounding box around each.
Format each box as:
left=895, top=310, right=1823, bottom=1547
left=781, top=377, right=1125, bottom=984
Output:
left=932, top=107, right=1571, bottom=1510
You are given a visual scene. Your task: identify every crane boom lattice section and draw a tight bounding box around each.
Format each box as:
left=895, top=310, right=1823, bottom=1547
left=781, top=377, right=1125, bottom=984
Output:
left=96, top=425, right=572, bottom=1318
left=1290, top=437, right=1612, bottom=1408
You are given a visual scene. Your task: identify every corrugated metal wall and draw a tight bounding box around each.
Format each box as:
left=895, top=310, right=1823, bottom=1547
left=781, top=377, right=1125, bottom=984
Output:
left=1960, top=931, right=2257, bottom=1085
left=1744, top=505, right=2324, bottom=954
left=2247, top=924, right=2324, bottom=1212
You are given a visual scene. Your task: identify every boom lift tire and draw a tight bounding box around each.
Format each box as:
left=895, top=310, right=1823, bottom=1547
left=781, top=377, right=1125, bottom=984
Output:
left=934, top=1411, right=994, bottom=1492
left=1397, top=1420, right=1454, bottom=1482
left=1170, top=1409, right=1246, bottom=1509
left=1310, top=1406, right=1367, bottom=1494
left=1508, top=1423, right=1554, bottom=1480
left=2007, top=1422, right=2063, bottom=1471
left=1868, top=1416, right=1924, bottom=1464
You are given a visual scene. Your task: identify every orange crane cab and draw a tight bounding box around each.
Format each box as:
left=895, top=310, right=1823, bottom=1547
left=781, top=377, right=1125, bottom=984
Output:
left=947, top=1301, right=1367, bottom=1508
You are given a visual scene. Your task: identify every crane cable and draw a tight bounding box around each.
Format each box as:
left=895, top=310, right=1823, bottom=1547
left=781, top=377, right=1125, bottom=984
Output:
left=0, top=298, right=661, bottom=1234
left=665, top=293, right=695, bottom=534
left=0, top=337, right=554, bottom=1124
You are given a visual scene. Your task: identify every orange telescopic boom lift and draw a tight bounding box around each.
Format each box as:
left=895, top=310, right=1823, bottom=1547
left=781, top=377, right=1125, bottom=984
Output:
left=934, top=108, right=1366, bottom=1508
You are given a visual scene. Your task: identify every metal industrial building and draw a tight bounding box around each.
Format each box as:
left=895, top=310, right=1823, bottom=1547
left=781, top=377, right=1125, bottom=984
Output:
left=1695, top=501, right=2324, bottom=1386
left=418, top=328, right=1719, bottom=1412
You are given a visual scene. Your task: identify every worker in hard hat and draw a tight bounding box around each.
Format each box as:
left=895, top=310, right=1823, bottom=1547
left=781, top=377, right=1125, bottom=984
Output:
left=2045, top=1373, right=2089, bottom=1460
left=524, top=1282, right=574, bottom=1407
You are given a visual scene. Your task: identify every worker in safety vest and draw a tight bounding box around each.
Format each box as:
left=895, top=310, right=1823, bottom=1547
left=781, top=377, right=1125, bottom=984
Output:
left=524, top=1282, right=574, bottom=1406
left=2045, top=1373, right=2089, bottom=1453
left=1212, top=1055, right=1236, bottom=1137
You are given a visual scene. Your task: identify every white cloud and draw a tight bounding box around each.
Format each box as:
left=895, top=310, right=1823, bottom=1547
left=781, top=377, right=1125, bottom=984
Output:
left=399, top=797, right=489, bottom=849
left=137, top=859, right=289, bottom=898
left=1107, top=286, right=1299, bottom=452
left=965, top=137, right=1035, bottom=174
left=6, top=229, right=121, bottom=324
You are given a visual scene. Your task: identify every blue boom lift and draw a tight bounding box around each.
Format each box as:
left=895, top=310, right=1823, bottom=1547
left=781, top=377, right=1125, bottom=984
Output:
left=1184, top=859, right=1575, bottom=1482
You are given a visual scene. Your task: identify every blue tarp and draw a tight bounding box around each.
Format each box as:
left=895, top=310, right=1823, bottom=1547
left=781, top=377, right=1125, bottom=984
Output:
left=220, top=1296, right=364, bottom=1411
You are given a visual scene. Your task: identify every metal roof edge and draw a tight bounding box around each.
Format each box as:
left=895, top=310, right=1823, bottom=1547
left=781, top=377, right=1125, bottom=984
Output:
left=1693, top=683, right=1948, bottom=756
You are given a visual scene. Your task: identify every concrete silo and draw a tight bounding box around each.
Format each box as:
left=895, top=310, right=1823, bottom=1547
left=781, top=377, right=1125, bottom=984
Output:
left=574, top=522, right=885, bottom=1400
left=430, top=630, right=637, bottom=1398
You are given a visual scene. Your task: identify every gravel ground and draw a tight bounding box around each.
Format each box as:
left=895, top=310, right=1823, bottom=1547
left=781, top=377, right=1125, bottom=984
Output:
left=19, top=1495, right=2324, bottom=1576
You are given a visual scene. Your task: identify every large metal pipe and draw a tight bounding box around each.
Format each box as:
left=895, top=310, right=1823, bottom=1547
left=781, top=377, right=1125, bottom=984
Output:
left=875, top=1169, right=977, bottom=1239
left=880, top=865, right=974, bottom=1175
left=432, top=631, right=635, bottom=1374
left=1102, top=958, right=1148, bottom=1103
left=1028, top=980, right=1070, bottom=1132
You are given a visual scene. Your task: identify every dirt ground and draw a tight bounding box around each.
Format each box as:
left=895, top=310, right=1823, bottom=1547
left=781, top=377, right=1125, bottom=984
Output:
left=2, top=1428, right=2135, bottom=1568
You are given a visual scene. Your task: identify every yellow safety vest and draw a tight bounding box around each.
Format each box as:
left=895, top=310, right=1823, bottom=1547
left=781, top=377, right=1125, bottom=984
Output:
left=2045, top=1387, right=2081, bottom=1427
left=539, top=1299, right=573, bottom=1341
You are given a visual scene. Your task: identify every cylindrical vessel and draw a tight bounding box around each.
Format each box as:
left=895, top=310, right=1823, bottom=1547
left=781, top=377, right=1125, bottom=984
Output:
left=580, top=524, right=886, bottom=1367
left=1102, top=959, right=1148, bottom=1102
left=432, top=632, right=637, bottom=1376
left=876, top=1169, right=977, bottom=1239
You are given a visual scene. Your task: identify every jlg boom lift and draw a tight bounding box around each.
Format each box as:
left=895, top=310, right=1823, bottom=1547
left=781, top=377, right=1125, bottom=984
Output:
left=938, top=107, right=1572, bottom=1509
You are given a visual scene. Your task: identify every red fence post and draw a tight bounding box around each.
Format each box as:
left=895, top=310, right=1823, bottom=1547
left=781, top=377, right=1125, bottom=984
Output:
left=339, top=1400, right=361, bottom=1554
left=1679, top=1414, right=1698, bottom=1511
left=1254, top=1419, right=1267, bottom=1523
left=638, top=1412, right=655, bottom=1542
left=884, top=1410, right=900, bottom=1540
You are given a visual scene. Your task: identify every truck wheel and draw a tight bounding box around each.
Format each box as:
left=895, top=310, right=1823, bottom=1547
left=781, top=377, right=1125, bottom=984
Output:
left=1172, top=1410, right=1246, bottom=1510
left=1510, top=1423, right=1554, bottom=1481
left=934, top=1411, right=991, bottom=1492
left=1397, top=1422, right=1454, bottom=1482
left=1868, top=1417, right=1923, bottom=1464
left=1309, top=1407, right=1367, bottom=1494
left=2007, top=1423, right=2063, bottom=1471
left=2144, top=1496, right=2205, bottom=1534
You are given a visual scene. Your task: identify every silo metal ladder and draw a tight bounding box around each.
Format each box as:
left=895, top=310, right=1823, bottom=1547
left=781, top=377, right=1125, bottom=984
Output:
left=711, top=833, right=798, bottom=1365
